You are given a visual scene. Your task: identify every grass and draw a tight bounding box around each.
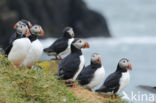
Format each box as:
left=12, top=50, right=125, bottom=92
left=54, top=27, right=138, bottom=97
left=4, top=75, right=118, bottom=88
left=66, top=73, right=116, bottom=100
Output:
left=0, top=54, right=125, bottom=103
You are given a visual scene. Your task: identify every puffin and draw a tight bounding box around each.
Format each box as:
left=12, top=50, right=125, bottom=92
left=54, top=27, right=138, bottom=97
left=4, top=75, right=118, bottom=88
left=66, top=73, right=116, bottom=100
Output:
left=6, top=24, right=31, bottom=66
left=95, top=58, right=132, bottom=94
left=44, top=27, right=75, bottom=60
left=22, top=25, right=44, bottom=68
left=139, top=85, right=156, bottom=94
left=57, top=39, right=90, bottom=87
left=77, top=53, right=105, bottom=90
left=9, top=20, right=32, bottom=44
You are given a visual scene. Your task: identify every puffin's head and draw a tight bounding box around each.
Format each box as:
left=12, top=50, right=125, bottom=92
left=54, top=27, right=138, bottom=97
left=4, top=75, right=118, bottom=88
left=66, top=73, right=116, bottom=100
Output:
left=118, top=58, right=132, bottom=71
left=14, top=21, right=25, bottom=29
left=14, top=20, right=32, bottom=29
left=16, top=24, right=30, bottom=37
left=63, top=27, right=74, bottom=38
left=72, top=39, right=90, bottom=50
left=30, top=25, right=44, bottom=36
left=91, top=53, right=102, bottom=64
left=21, top=19, right=32, bottom=28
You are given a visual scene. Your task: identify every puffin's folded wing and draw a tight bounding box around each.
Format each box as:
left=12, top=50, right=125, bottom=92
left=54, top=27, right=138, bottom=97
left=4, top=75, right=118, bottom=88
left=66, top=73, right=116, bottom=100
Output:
left=49, top=38, right=68, bottom=53
left=104, top=72, right=121, bottom=88
left=58, top=54, right=80, bottom=79
left=77, top=66, right=95, bottom=85
left=4, top=44, right=12, bottom=55
left=96, top=72, right=121, bottom=93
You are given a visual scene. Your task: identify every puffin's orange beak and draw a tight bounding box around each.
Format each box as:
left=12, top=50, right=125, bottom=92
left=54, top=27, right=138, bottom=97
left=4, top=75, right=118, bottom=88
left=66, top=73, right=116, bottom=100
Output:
left=30, top=23, right=33, bottom=27
left=82, top=42, right=90, bottom=48
left=30, top=23, right=32, bottom=27
left=40, top=29, right=44, bottom=36
left=14, top=23, right=17, bottom=29
left=26, top=28, right=31, bottom=37
left=129, top=64, right=132, bottom=70
left=96, top=57, right=101, bottom=63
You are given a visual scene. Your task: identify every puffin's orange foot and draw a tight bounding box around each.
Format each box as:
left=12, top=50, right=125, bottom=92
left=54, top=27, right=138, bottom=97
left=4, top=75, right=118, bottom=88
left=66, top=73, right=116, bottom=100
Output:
left=72, top=83, right=79, bottom=90
left=89, top=88, right=92, bottom=91
left=65, top=81, right=73, bottom=87
left=58, top=56, right=63, bottom=60
left=111, top=94, right=117, bottom=99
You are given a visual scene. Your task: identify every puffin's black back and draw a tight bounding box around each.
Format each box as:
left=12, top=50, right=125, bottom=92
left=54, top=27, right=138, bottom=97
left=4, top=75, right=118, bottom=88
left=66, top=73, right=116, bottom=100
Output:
left=9, top=32, right=17, bottom=44
left=58, top=52, right=81, bottom=80
left=4, top=32, right=16, bottom=55
left=44, top=37, right=69, bottom=54
left=78, top=63, right=101, bottom=85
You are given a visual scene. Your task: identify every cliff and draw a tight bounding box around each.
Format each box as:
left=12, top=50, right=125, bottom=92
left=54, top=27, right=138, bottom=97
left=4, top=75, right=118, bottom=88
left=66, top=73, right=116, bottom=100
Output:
left=0, top=0, right=111, bottom=48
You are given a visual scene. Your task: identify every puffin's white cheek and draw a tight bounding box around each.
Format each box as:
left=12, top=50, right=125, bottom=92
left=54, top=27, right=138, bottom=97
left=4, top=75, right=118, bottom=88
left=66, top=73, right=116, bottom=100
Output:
left=68, top=29, right=73, bottom=36
left=77, top=44, right=81, bottom=49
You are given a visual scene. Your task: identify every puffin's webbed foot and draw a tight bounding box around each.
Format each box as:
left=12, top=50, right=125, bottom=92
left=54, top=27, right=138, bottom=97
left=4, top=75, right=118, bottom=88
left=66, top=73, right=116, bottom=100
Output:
left=58, top=56, right=63, bottom=60
left=65, top=81, right=79, bottom=90
left=65, top=81, right=74, bottom=87
left=111, top=94, right=118, bottom=99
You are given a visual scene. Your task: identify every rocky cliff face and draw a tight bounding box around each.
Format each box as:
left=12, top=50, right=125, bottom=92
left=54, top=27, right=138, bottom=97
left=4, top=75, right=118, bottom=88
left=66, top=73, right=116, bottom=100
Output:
left=0, top=0, right=111, bottom=48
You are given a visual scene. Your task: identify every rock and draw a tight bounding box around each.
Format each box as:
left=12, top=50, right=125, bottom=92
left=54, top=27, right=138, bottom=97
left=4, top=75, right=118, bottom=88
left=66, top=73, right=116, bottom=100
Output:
left=0, top=0, right=111, bottom=48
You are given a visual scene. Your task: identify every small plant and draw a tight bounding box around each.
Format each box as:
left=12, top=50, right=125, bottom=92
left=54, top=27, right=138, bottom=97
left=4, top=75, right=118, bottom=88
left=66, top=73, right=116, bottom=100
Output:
left=0, top=54, right=12, bottom=68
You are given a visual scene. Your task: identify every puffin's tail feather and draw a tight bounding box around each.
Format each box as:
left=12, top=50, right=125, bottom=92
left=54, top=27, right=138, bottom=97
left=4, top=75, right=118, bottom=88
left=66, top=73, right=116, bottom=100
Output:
left=43, top=48, right=56, bottom=56
left=95, top=87, right=112, bottom=93
left=43, top=48, right=53, bottom=53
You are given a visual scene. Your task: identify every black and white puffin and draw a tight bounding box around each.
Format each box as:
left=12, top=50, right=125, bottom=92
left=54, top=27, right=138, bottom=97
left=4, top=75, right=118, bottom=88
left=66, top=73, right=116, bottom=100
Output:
left=22, top=25, right=44, bottom=68
left=57, top=39, right=90, bottom=87
left=44, top=27, right=75, bottom=60
left=6, top=24, right=31, bottom=66
left=9, top=20, right=32, bottom=44
left=95, top=58, right=132, bottom=94
left=77, top=53, right=105, bottom=90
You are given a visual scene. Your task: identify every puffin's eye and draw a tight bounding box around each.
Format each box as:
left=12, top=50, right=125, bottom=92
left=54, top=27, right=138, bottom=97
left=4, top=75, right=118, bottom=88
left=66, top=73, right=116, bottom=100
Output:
left=123, top=60, right=126, bottom=63
left=79, top=41, right=82, bottom=43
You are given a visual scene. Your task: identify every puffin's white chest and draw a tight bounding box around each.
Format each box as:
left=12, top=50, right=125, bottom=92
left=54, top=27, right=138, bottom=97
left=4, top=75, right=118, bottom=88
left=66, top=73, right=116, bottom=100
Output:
left=72, top=55, right=85, bottom=81
left=59, top=38, right=74, bottom=56
left=118, top=71, right=130, bottom=93
left=8, top=38, right=31, bottom=66
left=22, top=39, right=43, bottom=67
left=86, top=66, right=105, bottom=89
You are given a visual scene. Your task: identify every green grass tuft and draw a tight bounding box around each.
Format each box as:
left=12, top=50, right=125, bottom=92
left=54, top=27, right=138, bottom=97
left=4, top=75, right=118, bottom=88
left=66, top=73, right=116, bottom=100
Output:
left=0, top=54, right=125, bottom=103
left=0, top=54, right=88, bottom=103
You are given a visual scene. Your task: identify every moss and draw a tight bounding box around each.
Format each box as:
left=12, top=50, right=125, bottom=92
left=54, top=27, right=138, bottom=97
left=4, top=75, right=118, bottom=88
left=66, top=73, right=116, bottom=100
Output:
left=36, top=60, right=59, bottom=73
left=0, top=54, right=124, bottom=103
left=0, top=55, right=88, bottom=103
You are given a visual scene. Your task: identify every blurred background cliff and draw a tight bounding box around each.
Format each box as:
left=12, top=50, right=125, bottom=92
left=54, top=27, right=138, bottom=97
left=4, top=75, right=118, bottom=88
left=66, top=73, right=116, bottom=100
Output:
left=0, top=0, right=110, bottom=48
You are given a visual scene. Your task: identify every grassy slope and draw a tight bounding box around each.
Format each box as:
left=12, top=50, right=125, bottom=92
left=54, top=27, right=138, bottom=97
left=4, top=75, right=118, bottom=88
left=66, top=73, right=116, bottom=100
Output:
left=0, top=54, right=124, bottom=103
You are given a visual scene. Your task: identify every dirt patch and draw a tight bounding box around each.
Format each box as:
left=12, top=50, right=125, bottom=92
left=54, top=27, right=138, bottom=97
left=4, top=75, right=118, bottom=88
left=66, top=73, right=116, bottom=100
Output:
left=69, top=86, right=121, bottom=103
